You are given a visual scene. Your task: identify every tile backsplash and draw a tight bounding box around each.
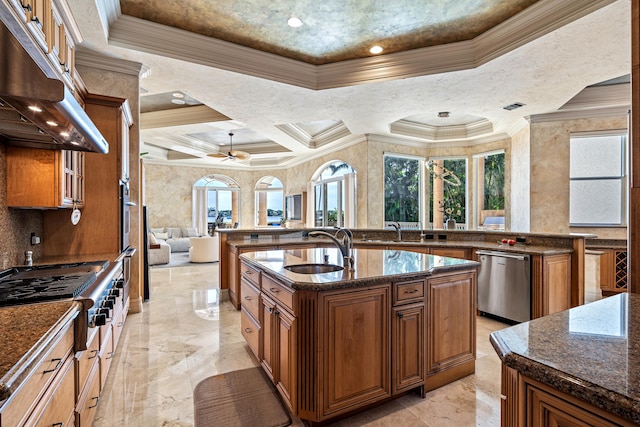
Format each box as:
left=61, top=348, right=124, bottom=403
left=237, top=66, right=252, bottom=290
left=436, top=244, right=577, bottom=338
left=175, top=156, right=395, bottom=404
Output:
left=0, top=146, right=44, bottom=267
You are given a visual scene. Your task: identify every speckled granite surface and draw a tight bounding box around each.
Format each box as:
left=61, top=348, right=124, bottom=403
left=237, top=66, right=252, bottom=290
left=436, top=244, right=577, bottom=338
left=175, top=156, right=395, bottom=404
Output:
left=241, top=247, right=479, bottom=291
left=490, top=293, right=640, bottom=424
left=0, top=301, right=80, bottom=401
left=230, top=236, right=573, bottom=256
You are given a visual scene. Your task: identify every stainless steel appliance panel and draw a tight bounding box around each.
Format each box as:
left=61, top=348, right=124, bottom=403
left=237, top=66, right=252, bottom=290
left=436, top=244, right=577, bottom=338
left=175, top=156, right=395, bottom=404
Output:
left=477, top=250, right=531, bottom=323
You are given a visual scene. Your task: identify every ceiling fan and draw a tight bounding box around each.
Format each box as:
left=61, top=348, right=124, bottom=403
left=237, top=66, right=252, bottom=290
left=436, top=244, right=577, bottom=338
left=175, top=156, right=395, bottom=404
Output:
left=208, top=131, right=250, bottom=161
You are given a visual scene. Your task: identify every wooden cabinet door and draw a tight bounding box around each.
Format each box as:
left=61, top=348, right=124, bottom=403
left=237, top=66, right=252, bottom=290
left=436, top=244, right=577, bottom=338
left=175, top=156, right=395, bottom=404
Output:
left=228, top=249, right=239, bottom=309
left=321, top=285, right=391, bottom=416
left=426, top=272, right=475, bottom=376
left=431, top=248, right=468, bottom=259
left=276, top=307, right=296, bottom=412
left=392, top=303, right=425, bottom=394
left=260, top=294, right=277, bottom=382
left=532, top=254, right=571, bottom=318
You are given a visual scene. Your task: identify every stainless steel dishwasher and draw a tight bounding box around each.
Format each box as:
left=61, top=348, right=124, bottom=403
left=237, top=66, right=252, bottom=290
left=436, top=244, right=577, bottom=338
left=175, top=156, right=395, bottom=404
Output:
left=476, top=250, right=531, bottom=323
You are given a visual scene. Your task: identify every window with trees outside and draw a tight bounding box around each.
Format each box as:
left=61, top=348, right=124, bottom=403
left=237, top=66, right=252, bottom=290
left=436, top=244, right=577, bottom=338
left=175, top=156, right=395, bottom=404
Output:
left=312, top=161, right=356, bottom=228
left=569, top=133, right=626, bottom=226
left=475, top=151, right=505, bottom=229
left=384, top=154, right=423, bottom=228
left=427, top=158, right=467, bottom=229
left=255, top=176, right=284, bottom=227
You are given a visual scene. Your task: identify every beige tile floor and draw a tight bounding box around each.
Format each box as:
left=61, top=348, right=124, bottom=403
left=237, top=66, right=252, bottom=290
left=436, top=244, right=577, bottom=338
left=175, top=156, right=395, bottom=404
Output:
left=93, top=262, right=510, bottom=426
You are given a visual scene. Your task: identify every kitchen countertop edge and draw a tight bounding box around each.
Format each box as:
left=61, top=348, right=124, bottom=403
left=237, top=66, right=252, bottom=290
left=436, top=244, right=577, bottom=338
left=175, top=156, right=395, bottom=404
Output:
left=489, top=307, right=640, bottom=424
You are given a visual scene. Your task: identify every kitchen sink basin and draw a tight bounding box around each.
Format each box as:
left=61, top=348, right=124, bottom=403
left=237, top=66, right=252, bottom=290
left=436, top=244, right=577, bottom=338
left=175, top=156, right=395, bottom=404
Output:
left=284, top=264, right=344, bottom=274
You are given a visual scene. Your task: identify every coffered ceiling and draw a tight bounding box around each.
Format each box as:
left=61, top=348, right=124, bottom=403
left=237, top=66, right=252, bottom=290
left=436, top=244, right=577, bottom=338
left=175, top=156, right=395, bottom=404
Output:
left=66, top=0, right=630, bottom=169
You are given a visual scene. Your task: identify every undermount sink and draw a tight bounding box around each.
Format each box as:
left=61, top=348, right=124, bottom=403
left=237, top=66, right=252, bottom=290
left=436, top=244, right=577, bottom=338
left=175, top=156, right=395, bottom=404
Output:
left=284, top=264, right=344, bottom=274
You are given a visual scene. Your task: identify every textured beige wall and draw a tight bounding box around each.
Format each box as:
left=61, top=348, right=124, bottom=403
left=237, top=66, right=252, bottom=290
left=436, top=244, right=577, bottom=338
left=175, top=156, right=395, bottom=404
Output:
left=530, top=116, right=628, bottom=238
left=511, top=123, right=531, bottom=232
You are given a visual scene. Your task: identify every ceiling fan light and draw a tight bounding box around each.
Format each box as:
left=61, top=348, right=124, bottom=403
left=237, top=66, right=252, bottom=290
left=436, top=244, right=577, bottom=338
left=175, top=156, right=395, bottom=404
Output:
left=369, top=45, right=383, bottom=54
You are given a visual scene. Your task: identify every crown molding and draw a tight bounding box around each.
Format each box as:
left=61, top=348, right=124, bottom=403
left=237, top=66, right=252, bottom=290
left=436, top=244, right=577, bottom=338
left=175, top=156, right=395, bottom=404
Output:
left=75, top=46, right=144, bottom=76
left=140, top=105, right=230, bottom=129
left=528, top=106, right=630, bottom=123
left=390, top=119, right=493, bottom=141
left=277, top=121, right=351, bottom=148
left=104, top=0, right=615, bottom=90
left=559, top=83, right=631, bottom=111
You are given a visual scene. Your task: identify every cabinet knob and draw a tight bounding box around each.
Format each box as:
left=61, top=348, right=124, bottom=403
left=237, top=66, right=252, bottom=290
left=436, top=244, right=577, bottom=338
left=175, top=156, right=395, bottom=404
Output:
left=397, top=312, right=404, bottom=318
left=244, top=296, right=252, bottom=301
left=269, top=288, right=279, bottom=293
left=274, top=310, right=280, bottom=316
left=43, top=358, right=63, bottom=374
left=20, top=2, right=32, bottom=12
left=244, top=327, right=252, bottom=333
left=404, top=289, right=419, bottom=294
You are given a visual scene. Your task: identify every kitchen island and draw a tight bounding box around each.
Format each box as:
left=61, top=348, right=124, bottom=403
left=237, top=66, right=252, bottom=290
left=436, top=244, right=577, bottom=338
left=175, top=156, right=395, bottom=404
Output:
left=490, top=293, right=639, bottom=426
left=240, top=247, right=479, bottom=425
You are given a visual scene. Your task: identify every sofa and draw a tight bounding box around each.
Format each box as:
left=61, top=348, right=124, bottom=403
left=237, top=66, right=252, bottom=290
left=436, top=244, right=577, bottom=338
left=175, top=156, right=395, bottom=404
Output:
left=148, top=232, right=171, bottom=265
left=150, top=227, right=200, bottom=253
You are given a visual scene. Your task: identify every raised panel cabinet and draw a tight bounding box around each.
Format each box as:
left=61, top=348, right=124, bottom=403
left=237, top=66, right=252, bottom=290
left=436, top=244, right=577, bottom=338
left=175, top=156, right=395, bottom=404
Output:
left=532, top=254, right=572, bottom=318
left=426, top=270, right=476, bottom=391
left=321, top=286, right=391, bottom=416
left=6, top=146, right=84, bottom=208
left=392, top=303, right=425, bottom=394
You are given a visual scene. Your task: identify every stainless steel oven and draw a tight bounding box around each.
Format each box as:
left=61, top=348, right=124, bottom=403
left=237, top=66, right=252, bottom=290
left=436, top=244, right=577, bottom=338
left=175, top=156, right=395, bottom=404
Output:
left=120, top=182, right=132, bottom=252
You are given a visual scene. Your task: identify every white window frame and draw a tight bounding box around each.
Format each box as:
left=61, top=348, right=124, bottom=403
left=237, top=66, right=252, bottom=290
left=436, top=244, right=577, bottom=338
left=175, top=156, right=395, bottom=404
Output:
left=569, top=131, right=627, bottom=227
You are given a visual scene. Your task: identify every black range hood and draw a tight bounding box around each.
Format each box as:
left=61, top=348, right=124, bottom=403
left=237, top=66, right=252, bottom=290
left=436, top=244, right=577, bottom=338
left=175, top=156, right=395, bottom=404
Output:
left=0, top=22, right=108, bottom=154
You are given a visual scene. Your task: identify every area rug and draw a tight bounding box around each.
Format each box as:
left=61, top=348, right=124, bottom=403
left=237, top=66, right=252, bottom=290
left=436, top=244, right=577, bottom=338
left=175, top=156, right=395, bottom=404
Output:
left=194, top=367, right=292, bottom=427
left=151, top=252, right=217, bottom=269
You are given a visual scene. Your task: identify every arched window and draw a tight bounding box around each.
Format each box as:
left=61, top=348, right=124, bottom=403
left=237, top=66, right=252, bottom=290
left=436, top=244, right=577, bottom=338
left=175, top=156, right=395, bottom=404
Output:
left=193, top=175, right=241, bottom=235
left=311, top=161, right=356, bottom=228
left=255, top=176, right=284, bottom=227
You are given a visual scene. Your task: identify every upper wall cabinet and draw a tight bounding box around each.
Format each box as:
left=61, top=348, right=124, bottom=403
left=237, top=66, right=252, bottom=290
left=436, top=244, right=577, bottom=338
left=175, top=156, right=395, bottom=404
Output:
left=6, top=146, right=84, bottom=209
left=6, top=0, right=79, bottom=89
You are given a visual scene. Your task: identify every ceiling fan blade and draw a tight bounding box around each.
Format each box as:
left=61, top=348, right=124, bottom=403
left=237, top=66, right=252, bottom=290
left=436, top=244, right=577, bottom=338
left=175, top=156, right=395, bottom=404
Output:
left=208, top=152, right=228, bottom=158
left=231, top=150, right=250, bottom=160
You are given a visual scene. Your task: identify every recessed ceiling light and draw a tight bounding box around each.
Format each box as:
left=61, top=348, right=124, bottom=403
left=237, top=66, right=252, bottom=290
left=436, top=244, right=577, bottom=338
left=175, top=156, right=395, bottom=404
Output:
left=171, top=99, right=186, bottom=105
left=369, top=45, right=383, bottom=54
left=60, top=131, right=70, bottom=137
left=28, top=105, right=42, bottom=112
left=172, top=92, right=184, bottom=98
left=287, top=17, right=302, bottom=27
left=46, top=120, right=58, bottom=127
left=70, top=140, right=80, bottom=146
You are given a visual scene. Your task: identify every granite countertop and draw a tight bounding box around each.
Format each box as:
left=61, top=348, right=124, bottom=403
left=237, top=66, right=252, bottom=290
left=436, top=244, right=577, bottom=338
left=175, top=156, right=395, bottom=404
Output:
left=490, top=293, right=640, bottom=424
left=230, top=237, right=572, bottom=256
left=240, top=247, right=479, bottom=291
left=0, top=301, right=80, bottom=401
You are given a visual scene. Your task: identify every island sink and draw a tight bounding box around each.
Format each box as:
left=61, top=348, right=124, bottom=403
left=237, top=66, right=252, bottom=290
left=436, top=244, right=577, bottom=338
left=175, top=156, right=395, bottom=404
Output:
left=284, top=263, right=344, bottom=274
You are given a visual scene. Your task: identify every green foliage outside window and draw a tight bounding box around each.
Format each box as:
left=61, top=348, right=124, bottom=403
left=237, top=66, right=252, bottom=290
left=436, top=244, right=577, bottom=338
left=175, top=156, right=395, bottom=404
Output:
left=484, top=153, right=505, bottom=210
left=384, top=156, right=420, bottom=222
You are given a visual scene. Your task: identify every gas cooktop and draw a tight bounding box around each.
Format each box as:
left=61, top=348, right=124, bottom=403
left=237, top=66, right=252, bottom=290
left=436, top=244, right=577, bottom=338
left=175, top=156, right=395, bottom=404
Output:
left=0, top=261, right=108, bottom=307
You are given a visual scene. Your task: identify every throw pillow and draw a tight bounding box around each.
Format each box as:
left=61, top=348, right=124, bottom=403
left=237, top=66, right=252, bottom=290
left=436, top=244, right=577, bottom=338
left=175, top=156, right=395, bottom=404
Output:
left=148, top=232, right=158, bottom=245
left=155, top=232, right=169, bottom=240
left=167, top=227, right=182, bottom=239
left=183, top=227, right=199, bottom=237
left=150, top=227, right=164, bottom=234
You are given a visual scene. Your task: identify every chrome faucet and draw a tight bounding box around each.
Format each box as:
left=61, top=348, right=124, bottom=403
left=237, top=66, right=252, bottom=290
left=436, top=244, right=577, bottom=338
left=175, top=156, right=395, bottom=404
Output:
left=389, top=222, right=402, bottom=241
left=309, top=228, right=354, bottom=271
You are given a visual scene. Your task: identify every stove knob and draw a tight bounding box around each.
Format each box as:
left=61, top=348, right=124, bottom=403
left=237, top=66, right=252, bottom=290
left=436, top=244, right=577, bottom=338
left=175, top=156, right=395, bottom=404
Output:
left=109, top=288, right=121, bottom=298
left=91, top=313, right=107, bottom=327
left=114, top=279, right=125, bottom=289
left=98, top=307, right=111, bottom=318
left=101, top=299, right=114, bottom=309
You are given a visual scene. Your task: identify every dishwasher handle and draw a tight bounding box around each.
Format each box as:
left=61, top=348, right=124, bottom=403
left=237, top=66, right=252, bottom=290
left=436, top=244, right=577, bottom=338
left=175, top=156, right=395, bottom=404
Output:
left=476, top=250, right=529, bottom=261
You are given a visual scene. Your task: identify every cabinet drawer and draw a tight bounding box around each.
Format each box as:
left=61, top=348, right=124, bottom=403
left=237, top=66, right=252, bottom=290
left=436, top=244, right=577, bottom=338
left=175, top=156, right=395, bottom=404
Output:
left=76, top=328, right=100, bottom=399
left=241, top=307, right=261, bottom=360
left=0, top=323, right=74, bottom=426
left=431, top=249, right=468, bottom=259
left=241, top=278, right=261, bottom=320
left=240, top=262, right=261, bottom=286
left=262, top=275, right=295, bottom=312
left=100, top=326, right=115, bottom=392
left=76, top=361, right=101, bottom=427
left=25, top=357, right=75, bottom=427
left=394, top=280, right=425, bottom=305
